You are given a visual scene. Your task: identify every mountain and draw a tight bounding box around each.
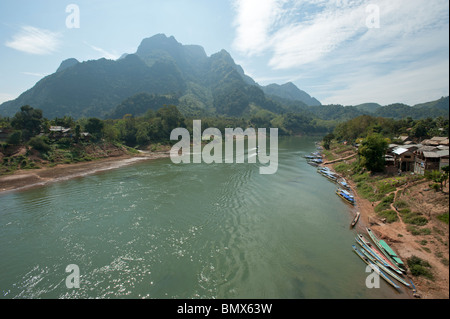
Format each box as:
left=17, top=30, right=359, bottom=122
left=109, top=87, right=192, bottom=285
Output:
left=353, top=102, right=381, bottom=113
left=413, top=96, right=449, bottom=111
left=0, top=52, right=186, bottom=119
left=261, top=82, right=321, bottom=106
left=0, top=34, right=318, bottom=119
left=373, top=97, right=449, bottom=119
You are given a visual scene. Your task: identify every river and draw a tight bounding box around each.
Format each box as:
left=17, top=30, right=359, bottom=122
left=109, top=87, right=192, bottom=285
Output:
left=0, top=136, right=405, bottom=299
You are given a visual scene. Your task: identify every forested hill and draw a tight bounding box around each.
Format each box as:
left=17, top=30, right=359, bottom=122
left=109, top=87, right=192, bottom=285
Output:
left=0, top=34, right=320, bottom=120
left=0, top=34, right=447, bottom=123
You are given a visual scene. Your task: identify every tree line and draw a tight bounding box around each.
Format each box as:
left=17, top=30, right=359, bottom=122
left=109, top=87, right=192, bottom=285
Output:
left=322, top=115, right=449, bottom=174
left=0, top=104, right=333, bottom=153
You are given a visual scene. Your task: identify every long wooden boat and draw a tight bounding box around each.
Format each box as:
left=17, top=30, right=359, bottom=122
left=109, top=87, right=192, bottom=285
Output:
left=359, top=246, right=410, bottom=288
left=318, top=169, right=338, bottom=181
left=307, top=161, right=319, bottom=167
left=352, top=245, right=400, bottom=289
left=350, top=212, right=360, bottom=228
left=336, top=188, right=355, bottom=205
left=366, top=228, right=406, bottom=272
left=356, top=234, right=403, bottom=275
left=338, top=178, right=350, bottom=190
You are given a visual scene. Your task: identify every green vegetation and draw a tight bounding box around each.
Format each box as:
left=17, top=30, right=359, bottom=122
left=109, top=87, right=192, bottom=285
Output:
left=406, top=225, right=432, bottom=236
left=399, top=209, right=429, bottom=226
left=377, top=210, right=398, bottom=223
left=333, top=115, right=448, bottom=145
left=425, top=167, right=449, bottom=192
left=407, top=256, right=434, bottom=280
left=374, top=194, right=395, bottom=213
left=437, top=212, right=449, bottom=224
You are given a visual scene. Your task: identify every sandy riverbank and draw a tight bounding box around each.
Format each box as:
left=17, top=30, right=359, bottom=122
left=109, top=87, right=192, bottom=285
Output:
left=0, top=151, right=170, bottom=194
left=322, top=152, right=449, bottom=299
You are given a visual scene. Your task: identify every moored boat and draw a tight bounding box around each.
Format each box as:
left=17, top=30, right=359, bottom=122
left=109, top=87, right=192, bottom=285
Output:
left=338, top=178, right=350, bottom=190
left=350, top=212, right=360, bottom=228
left=352, top=245, right=400, bottom=290
left=367, top=227, right=406, bottom=273
left=359, top=246, right=410, bottom=288
left=336, top=188, right=355, bottom=205
left=356, top=234, right=403, bottom=275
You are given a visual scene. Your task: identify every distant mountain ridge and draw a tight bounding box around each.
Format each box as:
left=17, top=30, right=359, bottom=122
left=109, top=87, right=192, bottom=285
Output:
left=0, top=34, right=448, bottom=122
left=0, top=34, right=320, bottom=119
left=261, top=82, right=321, bottom=106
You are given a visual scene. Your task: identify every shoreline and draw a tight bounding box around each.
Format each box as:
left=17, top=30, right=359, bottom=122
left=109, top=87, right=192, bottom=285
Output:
left=0, top=151, right=170, bottom=194
left=320, top=147, right=449, bottom=299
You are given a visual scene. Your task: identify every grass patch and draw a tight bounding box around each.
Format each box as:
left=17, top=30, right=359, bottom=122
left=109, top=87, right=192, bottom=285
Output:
left=374, top=193, right=395, bottom=213
left=394, top=199, right=409, bottom=209
left=407, top=225, right=432, bottom=236
left=407, top=256, right=434, bottom=280
left=437, top=212, right=449, bottom=224
left=377, top=210, right=399, bottom=223
left=334, top=162, right=351, bottom=174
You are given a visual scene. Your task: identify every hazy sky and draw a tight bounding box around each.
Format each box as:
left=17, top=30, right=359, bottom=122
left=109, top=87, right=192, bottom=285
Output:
left=0, top=0, right=448, bottom=107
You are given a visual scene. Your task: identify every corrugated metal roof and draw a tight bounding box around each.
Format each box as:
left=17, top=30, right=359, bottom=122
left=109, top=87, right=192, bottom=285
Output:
left=423, top=150, right=449, bottom=158
left=393, top=147, right=409, bottom=155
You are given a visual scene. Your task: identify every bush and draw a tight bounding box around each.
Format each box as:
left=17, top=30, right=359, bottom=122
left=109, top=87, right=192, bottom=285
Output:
left=375, top=194, right=395, bottom=212
left=407, top=225, right=432, bottom=236
left=28, top=136, right=51, bottom=153
left=394, top=200, right=409, bottom=209
left=437, top=212, right=449, bottom=225
left=407, top=256, right=433, bottom=280
left=7, top=131, right=22, bottom=145
left=378, top=210, right=399, bottom=223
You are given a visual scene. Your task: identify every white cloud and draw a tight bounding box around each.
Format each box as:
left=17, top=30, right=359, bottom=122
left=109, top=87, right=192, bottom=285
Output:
left=320, top=58, right=450, bottom=106
left=232, top=0, right=288, bottom=56
left=21, top=72, right=48, bottom=77
left=5, top=26, right=61, bottom=55
left=85, top=42, right=120, bottom=60
left=232, top=0, right=449, bottom=104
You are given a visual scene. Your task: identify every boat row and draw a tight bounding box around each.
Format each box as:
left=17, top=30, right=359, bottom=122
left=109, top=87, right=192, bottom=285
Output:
left=353, top=227, right=411, bottom=291
left=305, top=147, right=358, bottom=224
left=316, top=167, right=355, bottom=206
left=303, top=151, right=323, bottom=166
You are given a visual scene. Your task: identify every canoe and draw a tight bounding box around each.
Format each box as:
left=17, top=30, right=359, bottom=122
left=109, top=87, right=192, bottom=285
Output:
left=350, top=212, right=360, bottom=228
left=352, top=245, right=400, bottom=289
left=366, top=228, right=406, bottom=272
left=356, top=234, right=403, bottom=275
left=336, top=188, right=355, bottom=205
left=359, top=246, right=410, bottom=288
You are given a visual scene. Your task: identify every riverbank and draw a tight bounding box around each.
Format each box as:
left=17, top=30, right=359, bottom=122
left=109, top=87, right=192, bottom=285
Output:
left=320, top=143, right=449, bottom=299
left=0, top=150, right=170, bottom=194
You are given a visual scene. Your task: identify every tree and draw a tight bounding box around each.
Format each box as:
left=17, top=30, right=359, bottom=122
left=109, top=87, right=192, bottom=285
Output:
left=157, top=105, right=185, bottom=137
left=358, top=133, right=389, bottom=172
left=85, top=118, right=104, bottom=140
left=11, top=105, right=43, bottom=141
left=322, top=133, right=335, bottom=150
left=426, top=170, right=446, bottom=192
left=74, top=124, right=81, bottom=143
left=7, top=131, right=22, bottom=145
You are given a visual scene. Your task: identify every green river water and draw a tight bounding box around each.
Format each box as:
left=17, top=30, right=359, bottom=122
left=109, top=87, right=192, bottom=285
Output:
left=0, top=136, right=406, bottom=299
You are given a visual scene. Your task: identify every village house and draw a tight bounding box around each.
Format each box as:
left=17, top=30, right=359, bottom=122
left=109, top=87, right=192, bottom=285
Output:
left=49, top=126, right=72, bottom=139
left=414, top=146, right=449, bottom=175
left=421, top=136, right=449, bottom=146
left=385, top=136, right=449, bottom=175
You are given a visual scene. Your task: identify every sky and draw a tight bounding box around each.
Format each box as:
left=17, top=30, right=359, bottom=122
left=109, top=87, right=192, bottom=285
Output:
left=0, top=0, right=448, bottom=107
